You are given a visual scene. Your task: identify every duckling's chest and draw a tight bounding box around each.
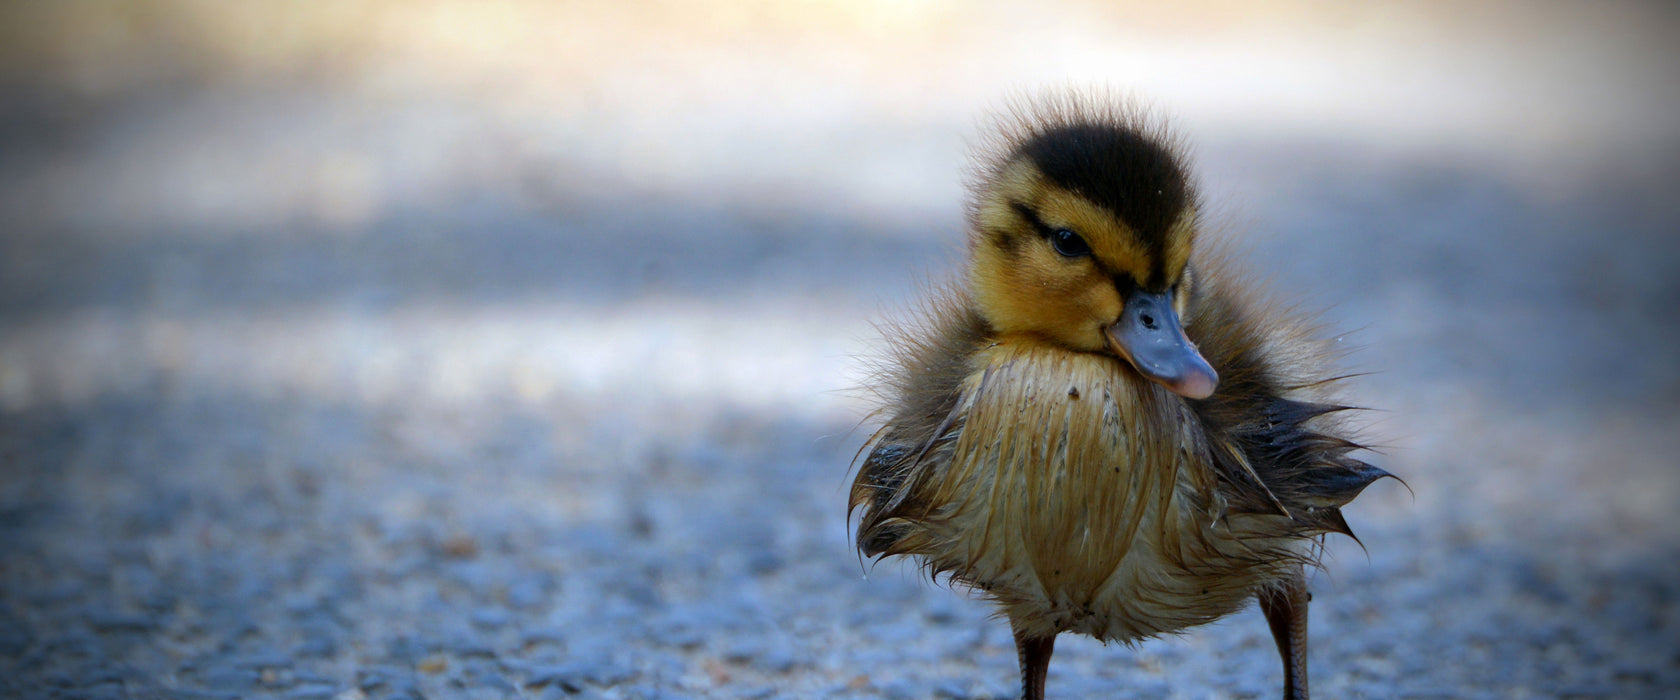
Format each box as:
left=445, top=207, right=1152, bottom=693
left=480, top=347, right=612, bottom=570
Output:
left=919, top=341, right=1273, bottom=640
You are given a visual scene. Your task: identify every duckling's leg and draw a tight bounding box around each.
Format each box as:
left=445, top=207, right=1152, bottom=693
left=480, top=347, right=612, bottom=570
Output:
left=1258, top=567, right=1310, bottom=700
left=1010, top=621, right=1055, bottom=700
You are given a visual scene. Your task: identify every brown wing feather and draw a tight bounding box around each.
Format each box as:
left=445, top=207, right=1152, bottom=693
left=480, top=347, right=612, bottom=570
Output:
left=1184, top=249, right=1391, bottom=540
left=850, top=292, right=989, bottom=557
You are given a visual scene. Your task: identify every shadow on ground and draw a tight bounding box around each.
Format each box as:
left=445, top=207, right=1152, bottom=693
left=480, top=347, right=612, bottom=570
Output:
left=3, top=7, right=1680, bottom=695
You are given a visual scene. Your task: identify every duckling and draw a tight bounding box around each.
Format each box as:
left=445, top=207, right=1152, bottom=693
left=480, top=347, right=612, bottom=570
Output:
left=850, top=92, right=1390, bottom=700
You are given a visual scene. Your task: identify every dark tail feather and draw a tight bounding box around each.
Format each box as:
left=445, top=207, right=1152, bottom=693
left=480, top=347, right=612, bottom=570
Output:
left=1292, top=459, right=1393, bottom=511
left=1305, top=507, right=1363, bottom=550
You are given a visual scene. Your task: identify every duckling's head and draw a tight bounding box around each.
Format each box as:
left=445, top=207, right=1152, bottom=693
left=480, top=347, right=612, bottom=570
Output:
left=967, top=98, right=1218, bottom=399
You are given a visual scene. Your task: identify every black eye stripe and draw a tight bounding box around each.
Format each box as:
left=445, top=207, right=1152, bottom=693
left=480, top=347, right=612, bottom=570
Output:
left=1009, top=201, right=1092, bottom=258
left=1008, top=201, right=1054, bottom=238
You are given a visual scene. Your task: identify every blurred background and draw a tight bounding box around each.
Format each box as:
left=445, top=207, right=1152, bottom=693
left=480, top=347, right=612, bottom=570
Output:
left=2, top=1, right=1677, bottom=697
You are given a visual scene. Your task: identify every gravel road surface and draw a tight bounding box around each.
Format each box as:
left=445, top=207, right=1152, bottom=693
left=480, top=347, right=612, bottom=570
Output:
left=3, top=3, right=1679, bottom=698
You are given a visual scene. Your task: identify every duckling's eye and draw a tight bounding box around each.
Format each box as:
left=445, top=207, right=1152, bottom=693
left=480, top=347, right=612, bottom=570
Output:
left=1051, top=229, right=1091, bottom=258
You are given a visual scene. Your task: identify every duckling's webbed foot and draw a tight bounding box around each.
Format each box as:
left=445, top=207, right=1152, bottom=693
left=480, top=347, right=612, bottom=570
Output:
left=1011, top=622, right=1055, bottom=700
left=1258, top=567, right=1310, bottom=700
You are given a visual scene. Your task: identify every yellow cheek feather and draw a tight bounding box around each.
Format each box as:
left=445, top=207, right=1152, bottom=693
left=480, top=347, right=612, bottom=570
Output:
left=971, top=246, right=1121, bottom=353
left=969, top=161, right=1145, bottom=353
